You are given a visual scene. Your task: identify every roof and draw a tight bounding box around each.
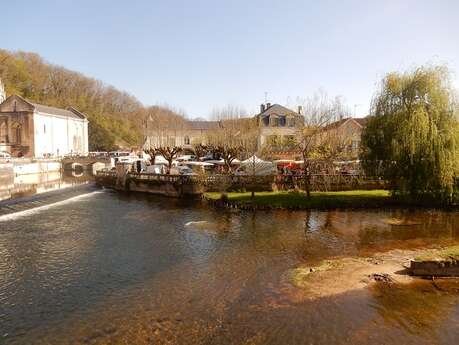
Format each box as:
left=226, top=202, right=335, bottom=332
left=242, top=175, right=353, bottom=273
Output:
left=187, top=120, right=221, bottom=130
left=323, top=117, right=369, bottom=130
left=258, top=104, right=298, bottom=117
left=354, top=117, right=369, bottom=126
left=30, top=102, right=86, bottom=120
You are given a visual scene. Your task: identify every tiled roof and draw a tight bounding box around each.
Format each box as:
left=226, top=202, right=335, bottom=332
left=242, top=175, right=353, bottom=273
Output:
left=324, top=117, right=369, bottom=130
left=259, top=104, right=297, bottom=117
left=354, top=117, right=370, bottom=126
left=30, top=102, right=86, bottom=119
left=187, top=120, right=221, bottom=130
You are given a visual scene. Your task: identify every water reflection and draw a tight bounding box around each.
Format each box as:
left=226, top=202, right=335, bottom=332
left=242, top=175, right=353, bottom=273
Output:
left=303, top=210, right=459, bottom=260
left=0, top=170, right=93, bottom=202
left=1, top=192, right=459, bottom=344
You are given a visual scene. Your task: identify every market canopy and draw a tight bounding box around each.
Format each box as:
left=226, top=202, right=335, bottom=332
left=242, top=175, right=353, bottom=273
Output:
left=205, top=159, right=241, bottom=165
left=241, top=155, right=270, bottom=164
left=239, top=155, right=276, bottom=175
left=153, top=155, right=168, bottom=164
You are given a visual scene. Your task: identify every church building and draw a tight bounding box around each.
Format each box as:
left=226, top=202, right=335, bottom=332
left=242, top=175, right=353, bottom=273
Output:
left=0, top=94, right=89, bottom=158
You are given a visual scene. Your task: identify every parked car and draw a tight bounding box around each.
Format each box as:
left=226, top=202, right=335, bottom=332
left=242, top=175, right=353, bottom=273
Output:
left=0, top=151, right=11, bottom=160
left=177, top=166, right=196, bottom=175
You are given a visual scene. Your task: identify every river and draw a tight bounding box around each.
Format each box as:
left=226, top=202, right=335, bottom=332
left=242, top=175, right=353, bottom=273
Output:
left=1, top=186, right=459, bottom=344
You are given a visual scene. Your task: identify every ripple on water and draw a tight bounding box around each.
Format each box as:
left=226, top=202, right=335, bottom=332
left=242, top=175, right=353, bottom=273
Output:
left=1, top=193, right=459, bottom=344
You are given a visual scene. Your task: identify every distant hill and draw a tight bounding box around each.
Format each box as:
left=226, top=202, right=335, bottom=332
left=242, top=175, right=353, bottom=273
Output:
left=0, top=49, right=183, bottom=151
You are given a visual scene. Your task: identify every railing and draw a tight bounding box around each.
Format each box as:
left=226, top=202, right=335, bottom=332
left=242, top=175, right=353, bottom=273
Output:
left=96, top=170, right=203, bottom=184
left=275, top=174, right=387, bottom=191
left=129, top=172, right=203, bottom=184
left=96, top=170, right=388, bottom=192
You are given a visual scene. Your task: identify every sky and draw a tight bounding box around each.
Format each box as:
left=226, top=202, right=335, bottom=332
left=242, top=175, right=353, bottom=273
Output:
left=2, top=0, right=459, bottom=118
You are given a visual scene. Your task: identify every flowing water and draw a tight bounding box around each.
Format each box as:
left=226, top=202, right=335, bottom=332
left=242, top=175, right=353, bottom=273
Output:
left=1, top=188, right=459, bottom=344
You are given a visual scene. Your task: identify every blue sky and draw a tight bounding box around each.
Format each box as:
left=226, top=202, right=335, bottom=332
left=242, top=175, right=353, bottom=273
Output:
left=2, top=0, right=458, bottom=118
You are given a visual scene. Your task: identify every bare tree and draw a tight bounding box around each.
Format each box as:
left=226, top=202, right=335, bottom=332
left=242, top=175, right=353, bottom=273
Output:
left=296, top=91, right=350, bottom=197
left=210, top=104, right=247, bottom=120
left=192, top=143, right=209, bottom=160
left=206, top=104, right=258, bottom=173
left=157, top=146, right=182, bottom=174
left=144, top=105, right=187, bottom=149
left=145, top=147, right=159, bottom=165
left=210, top=145, right=243, bottom=173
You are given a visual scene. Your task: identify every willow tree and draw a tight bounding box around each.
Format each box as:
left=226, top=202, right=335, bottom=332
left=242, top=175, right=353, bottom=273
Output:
left=361, top=65, right=459, bottom=204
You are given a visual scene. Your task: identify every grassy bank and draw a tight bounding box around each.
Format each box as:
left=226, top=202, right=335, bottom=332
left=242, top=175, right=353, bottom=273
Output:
left=205, top=190, right=393, bottom=209
left=415, top=245, right=459, bottom=261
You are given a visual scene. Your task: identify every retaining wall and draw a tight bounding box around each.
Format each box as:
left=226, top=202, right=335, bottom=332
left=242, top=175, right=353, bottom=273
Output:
left=410, top=260, right=459, bottom=277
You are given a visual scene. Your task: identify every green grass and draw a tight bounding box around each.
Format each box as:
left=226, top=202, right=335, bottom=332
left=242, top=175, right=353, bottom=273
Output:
left=415, top=245, right=459, bottom=261
left=205, top=190, right=392, bottom=209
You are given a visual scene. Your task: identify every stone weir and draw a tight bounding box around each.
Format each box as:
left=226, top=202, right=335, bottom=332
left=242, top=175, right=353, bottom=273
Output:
left=95, top=165, right=204, bottom=198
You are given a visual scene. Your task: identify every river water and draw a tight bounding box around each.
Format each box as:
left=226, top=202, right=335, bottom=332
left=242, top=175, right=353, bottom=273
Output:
left=1, top=187, right=459, bottom=344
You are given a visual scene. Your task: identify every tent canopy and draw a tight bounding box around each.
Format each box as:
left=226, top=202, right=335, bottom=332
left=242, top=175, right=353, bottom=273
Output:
left=153, top=155, right=168, bottom=164
left=241, top=155, right=269, bottom=165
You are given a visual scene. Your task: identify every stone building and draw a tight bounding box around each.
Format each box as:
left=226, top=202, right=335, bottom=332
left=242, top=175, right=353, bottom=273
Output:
left=256, top=103, right=304, bottom=148
left=144, top=103, right=304, bottom=154
left=320, top=117, right=368, bottom=158
left=144, top=119, right=222, bottom=150
left=0, top=79, right=5, bottom=104
left=0, top=95, right=89, bottom=158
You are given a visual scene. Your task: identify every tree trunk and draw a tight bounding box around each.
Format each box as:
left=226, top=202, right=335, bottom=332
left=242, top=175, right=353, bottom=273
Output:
left=303, top=155, right=311, bottom=198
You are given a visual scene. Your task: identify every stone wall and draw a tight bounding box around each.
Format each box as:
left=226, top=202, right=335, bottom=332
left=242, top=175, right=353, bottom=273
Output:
left=410, top=260, right=459, bottom=277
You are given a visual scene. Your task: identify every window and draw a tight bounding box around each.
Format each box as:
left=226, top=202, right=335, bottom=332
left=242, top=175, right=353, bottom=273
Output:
left=184, top=136, right=190, bottom=145
left=268, top=135, right=280, bottom=146
left=283, top=135, right=296, bottom=147
left=351, top=140, right=359, bottom=151
left=11, top=123, right=21, bottom=144
left=279, top=116, right=286, bottom=127
left=167, top=137, right=176, bottom=147
left=287, top=116, right=295, bottom=127
left=270, top=116, right=279, bottom=127
left=263, top=116, right=270, bottom=126
left=0, top=122, right=7, bottom=143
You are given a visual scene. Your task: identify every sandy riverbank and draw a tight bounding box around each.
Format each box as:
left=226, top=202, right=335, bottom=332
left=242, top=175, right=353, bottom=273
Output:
left=283, top=247, right=459, bottom=301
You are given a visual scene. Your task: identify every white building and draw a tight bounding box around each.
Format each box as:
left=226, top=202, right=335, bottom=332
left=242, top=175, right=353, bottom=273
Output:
left=0, top=95, right=89, bottom=158
left=0, top=79, right=5, bottom=104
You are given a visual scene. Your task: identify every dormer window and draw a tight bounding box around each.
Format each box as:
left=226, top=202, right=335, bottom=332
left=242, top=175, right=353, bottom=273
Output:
left=279, top=116, right=286, bottom=127
left=270, top=115, right=279, bottom=127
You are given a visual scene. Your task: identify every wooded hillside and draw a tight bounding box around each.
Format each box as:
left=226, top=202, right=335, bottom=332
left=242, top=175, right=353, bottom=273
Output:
left=0, top=49, right=183, bottom=151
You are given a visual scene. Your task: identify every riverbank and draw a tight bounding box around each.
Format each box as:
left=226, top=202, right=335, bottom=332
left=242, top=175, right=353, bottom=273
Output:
left=205, top=190, right=394, bottom=210
left=283, top=246, right=459, bottom=302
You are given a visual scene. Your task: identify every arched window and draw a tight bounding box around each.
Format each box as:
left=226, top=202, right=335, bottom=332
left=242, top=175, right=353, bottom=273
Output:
left=184, top=135, right=190, bottom=145
left=0, top=122, right=7, bottom=143
left=11, top=122, right=21, bottom=144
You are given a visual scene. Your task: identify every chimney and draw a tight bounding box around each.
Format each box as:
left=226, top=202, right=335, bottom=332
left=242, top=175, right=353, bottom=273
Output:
left=297, top=105, right=303, bottom=115
left=266, top=102, right=271, bottom=109
left=260, top=104, right=265, bottom=113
